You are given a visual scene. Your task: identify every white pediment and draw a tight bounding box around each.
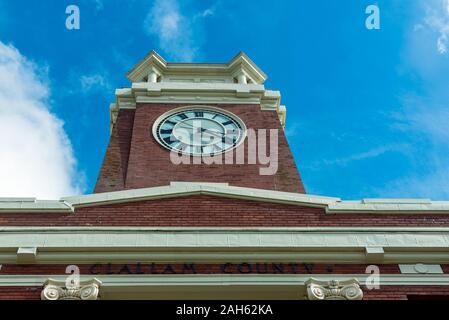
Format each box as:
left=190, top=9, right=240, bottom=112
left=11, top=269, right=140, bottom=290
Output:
left=126, top=51, right=268, bottom=85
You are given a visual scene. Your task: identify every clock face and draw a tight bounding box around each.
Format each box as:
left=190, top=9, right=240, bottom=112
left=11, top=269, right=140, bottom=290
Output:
left=153, top=107, right=246, bottom=156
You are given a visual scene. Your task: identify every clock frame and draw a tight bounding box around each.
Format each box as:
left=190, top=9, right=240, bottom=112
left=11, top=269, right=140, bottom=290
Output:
left=152, top=106, right=247, bottom=156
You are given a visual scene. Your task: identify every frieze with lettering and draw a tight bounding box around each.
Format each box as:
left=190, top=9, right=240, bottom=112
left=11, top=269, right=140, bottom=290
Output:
left=88, top=263, right=333, bottom=275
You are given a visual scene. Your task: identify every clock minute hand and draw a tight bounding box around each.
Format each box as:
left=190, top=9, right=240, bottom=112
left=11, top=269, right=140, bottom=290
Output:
left=178, top=123, right=225, bottom=137
left=200, top=128, right=227, bottom=139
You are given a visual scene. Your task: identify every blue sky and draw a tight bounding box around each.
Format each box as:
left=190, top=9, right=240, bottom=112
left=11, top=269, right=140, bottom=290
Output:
left=0, top=0, right=449, bottom=200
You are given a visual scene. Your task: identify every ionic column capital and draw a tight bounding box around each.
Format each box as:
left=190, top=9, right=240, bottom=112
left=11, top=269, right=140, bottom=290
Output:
left=41, top=278, right=102, bottom=300
left=305, top=278, right=363, bottom=300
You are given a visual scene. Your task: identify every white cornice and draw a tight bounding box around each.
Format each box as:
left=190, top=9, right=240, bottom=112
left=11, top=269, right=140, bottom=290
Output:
left=1, top=182, right=449, bottom=214
left=126, top=51, right=267, bottom=84
left=113, top=82, right=284, bottom=127
left=1, top=274, right=449, bottom=288
left=1, top=227, right=449, bottom=263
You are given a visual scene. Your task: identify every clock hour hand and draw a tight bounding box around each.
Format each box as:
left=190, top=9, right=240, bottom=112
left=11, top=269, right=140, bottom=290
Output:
left=178, top=123, right=225, bottom=138
left=200, top=128, right=225, bottom=138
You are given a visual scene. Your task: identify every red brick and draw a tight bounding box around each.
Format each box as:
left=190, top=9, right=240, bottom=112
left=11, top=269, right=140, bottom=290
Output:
left=94, top=104, right=305, bottom=194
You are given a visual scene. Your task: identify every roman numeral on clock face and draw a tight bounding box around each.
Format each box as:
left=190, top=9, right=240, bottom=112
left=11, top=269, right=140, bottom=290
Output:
left=160, top=129, right=172, bottom=135
left=194, top=111, right=204, bottom=118
left=179, top=143, right=189, bottom=150
left=178, top=113, right=188, bottom=120
left=195, top=146, right=204, bottom=154
left=222, top=136, right=235, bottom=145
left=163, top=136, right=175, bottom=145
left=222, top=120, right=233, bottom=126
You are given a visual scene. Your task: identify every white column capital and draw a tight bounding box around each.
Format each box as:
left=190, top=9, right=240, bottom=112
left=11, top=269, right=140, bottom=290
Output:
left=41, top=278, right=102, bottom=300
left=305, top=278, right=363, bottom=300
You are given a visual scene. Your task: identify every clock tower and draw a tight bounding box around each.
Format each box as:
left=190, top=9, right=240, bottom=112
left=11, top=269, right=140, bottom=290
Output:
left=94, top=51, right=305, bottom=194
left=2, top=50, right=449, bottom=301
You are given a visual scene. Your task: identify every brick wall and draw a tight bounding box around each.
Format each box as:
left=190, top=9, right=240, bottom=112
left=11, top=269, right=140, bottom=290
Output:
left=363, top=286, right=449, bottom=300
left=94, top=103, right=305, bottom=194
left=0, top=287, right=41, bottom=300
left=95, top=109, right=135, bottom=193
left=0, top=195, right=448, bottom=227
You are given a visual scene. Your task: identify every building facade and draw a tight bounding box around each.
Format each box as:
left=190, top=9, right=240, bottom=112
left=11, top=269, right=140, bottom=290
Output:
left=1, top=51, right=449, bottom=300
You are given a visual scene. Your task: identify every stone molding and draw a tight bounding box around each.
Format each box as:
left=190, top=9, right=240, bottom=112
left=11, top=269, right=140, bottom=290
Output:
left=3, top=182, right=449, bottom=214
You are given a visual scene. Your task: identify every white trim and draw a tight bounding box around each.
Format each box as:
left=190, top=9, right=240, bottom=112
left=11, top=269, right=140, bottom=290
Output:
left=399, top=264, right=444, bottom=274
left=1, top=227, right=449, bottom=263
left=113, top=82, right=284, bottom=129
left=63, top=184, right=338, bottom=209
left=135, top=96, right=262, bottom=104
left=1, top=274, right=449, bottom=287
left=1, top=183, right=449, bottom=214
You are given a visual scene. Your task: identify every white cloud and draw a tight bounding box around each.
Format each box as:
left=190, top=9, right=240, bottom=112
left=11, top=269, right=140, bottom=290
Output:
left=437, top=34, right=448, bottom=53
left=144, top=0, right=215, bottom=62
left=0, top=42, right=82, bottom=199
left=284, top=122, right=302, bottom=139
left=94, top=0, right=103, bottom=11
left=399, top=102, right=449, bottom=143
left=314, top=144, right=408, bottom=168
left=421, top=0, right=449, bottom=54
left=144, top=0, right=196, bottom=61
left=80, top=74, right=110, bottom=93
left=385, top=1, right=449, bottom=200
left=377, top=167, right=449, bottom=199
left=195, top=8, right=215, bottom=19
left=376, top=95, right=449, bottom=199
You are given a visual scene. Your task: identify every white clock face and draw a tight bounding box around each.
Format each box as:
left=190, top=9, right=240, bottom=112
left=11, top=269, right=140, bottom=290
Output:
left=153, top=107, right=246, bottom=156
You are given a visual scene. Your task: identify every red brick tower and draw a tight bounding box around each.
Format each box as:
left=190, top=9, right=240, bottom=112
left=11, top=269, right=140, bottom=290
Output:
left=94, top=51, right=305, bottom=194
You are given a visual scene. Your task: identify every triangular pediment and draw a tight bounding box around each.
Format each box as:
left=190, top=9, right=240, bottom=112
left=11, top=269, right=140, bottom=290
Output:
left=2, top=184, right=447, bottom=214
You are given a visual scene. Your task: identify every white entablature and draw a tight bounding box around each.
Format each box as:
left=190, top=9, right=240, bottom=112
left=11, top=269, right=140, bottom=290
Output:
left=110, top=51, right=287, bottom=130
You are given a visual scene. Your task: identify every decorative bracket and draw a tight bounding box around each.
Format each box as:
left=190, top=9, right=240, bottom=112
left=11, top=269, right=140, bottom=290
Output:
left=41, top=278, right=102, bottom=300
left=305, top=278, right=363, bottom=300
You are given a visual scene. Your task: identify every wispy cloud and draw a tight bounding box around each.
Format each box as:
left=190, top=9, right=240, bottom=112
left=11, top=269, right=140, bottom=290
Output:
left=392, top=97, right=449, bottom=143
left=143, top=0, right=215, bottom=61
left=80, top=74, right=111, bottom=93
left=0, top=42, right=83, bottom=198
left=284, top=122, right=302, bottom=139
left=313, top=144, right=408, bottom=168
left=420, top=0, right=449, bottom=54
left=93, top=0, right=103, bottom=11
left=378, top=95, right=449, bottom=199
left=195, top=8, right=215, bottom=19
left=381, top=0, right=449, bottom=200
